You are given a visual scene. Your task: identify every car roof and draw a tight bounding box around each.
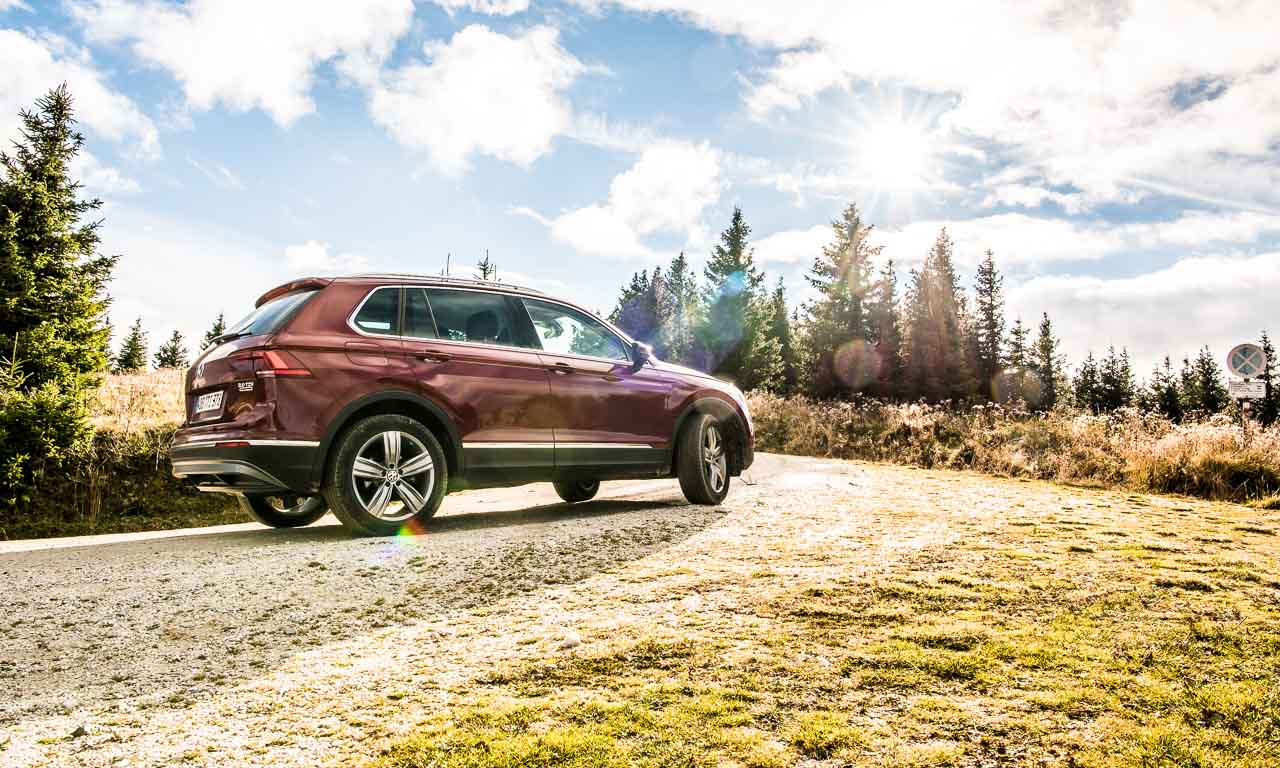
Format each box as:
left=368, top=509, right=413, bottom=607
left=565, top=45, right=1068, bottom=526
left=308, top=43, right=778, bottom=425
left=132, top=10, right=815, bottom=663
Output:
left=337, top=273, right=548, bottom=298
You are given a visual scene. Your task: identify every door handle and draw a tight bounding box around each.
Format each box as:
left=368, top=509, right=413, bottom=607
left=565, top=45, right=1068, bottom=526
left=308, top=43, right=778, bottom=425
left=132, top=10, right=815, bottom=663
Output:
left=415, top=350, right=452, bottom=362
left=602, top=374, right=622, bottom=382
left=551, top=362, right=574, bottom=375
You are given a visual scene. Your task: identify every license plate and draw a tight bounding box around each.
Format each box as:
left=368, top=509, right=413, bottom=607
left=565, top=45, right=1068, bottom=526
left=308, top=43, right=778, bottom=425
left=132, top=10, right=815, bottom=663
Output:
left=195, top=390, right=224, bottom=414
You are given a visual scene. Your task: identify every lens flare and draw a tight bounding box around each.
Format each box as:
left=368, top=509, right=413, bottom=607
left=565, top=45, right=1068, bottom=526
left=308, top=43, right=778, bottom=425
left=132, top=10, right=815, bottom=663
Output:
left=833, top=339, right=881, bottom=390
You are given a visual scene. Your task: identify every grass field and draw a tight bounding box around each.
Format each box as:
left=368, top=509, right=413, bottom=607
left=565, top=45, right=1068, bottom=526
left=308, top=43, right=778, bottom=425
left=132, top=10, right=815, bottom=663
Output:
left=374, top=465, right=1280, bottom=768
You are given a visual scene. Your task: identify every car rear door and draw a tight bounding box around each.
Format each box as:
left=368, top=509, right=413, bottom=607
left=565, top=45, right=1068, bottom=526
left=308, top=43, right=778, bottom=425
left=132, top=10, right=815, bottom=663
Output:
left=400, top=286, right=556, bottom=472
left=519, top=297, right=671, bottom=469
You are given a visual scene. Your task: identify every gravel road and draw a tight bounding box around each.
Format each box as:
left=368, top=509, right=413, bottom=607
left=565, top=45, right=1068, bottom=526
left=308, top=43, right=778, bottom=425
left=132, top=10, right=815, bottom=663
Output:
left=1, top=454, right=1254, bottom=767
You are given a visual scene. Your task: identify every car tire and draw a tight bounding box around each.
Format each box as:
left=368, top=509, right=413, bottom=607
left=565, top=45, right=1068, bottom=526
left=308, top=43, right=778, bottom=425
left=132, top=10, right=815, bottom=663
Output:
left=677, top=412, right=730, bottom=505
left=240, top=494, right=328, bottom=528
left=324, top=414, right=448, bottom=536
left=553, top=478, right=600, bottom=503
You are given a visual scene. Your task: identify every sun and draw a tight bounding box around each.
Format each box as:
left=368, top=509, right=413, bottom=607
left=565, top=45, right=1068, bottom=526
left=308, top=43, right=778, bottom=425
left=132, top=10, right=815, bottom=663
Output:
left=856, top=116, right=936, bottom=190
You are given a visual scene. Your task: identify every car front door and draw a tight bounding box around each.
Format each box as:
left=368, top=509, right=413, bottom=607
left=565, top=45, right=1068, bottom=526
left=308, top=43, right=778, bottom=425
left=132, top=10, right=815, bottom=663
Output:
left=519, top=297, right=671, bottom=469
left=400, top=286, right=557, bottom=472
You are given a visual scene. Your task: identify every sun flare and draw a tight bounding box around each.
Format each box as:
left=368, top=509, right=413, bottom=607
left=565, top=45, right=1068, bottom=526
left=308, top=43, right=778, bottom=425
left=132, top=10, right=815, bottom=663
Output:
left=856, top=117, right=935, bottom=190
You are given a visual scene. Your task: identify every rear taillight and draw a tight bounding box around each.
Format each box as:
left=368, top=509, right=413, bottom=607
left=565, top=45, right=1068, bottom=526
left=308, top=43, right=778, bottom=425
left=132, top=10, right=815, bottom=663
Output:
left=231, top=349, right=312, bottom=377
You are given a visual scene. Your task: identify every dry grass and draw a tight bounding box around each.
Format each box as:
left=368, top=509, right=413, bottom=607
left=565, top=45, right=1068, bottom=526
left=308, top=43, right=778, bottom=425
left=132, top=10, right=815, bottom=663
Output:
left=89, top=368, right=186, bottom=432
left=749, top=393, right=1280, bottom=503
left=375, top=460, right=1280, bottom=768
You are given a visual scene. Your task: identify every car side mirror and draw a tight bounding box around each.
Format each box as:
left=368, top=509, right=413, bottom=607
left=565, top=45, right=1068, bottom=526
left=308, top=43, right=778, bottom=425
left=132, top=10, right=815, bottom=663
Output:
left=632, top=342, right=653, bottom=370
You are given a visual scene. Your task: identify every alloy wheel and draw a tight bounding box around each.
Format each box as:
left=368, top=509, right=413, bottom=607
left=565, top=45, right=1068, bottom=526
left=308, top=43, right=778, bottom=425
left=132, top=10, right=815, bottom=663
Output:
left=703, top=424, right=727, bottom=494
left=351, top=430, right=435, bottom=522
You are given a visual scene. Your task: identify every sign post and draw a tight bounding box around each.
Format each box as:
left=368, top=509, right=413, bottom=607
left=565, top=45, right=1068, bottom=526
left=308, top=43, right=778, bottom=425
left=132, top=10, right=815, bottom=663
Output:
left=1226, top=343, right=1267, bottom=447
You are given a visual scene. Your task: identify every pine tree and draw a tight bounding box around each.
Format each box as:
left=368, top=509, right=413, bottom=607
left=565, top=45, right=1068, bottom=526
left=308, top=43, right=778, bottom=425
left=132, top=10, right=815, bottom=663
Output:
left=1073, top=353, right=1102, bottom=414
left=1187, top=346, right=1228, bottom=414
left=1259, top=331, right=1277, bottom=426
left=972, top=250, right=1004, bottom=400
left=1147, top=356, right=1183, bottom=421
left=202, top=313, right=226, bottom=350
left=1097, top=346, right=1135, bottom=411
left=999, top=317, right=1036, bottom=404
left=113, top=318, right=147, bottom=373
left=1030, top=313, right=1065, bottom=410
left=801, top=203, right=880, bottom=398
left=766, top=278, right=797, bottom=393
left=660, top=252, right=700, bottom=366
left=867, top=259, right=904, bottom=399
left=696, top=207, right=781, bottom=390
left=611, top=269, right=665, bottom=351
left=152, top=329, right=188, bottom=370
left=474, top=250, right=497, bottom=280
left=903, top=228, right=974, bottom=402
left=0, top=84, right=116, bottom=390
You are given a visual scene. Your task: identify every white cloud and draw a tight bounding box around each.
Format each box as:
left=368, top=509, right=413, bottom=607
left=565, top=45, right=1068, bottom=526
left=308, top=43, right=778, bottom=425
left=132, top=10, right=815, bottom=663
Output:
left=1008, top=252, right=1280, bottom=376
left=283, top=240, right=369, bottom=273
left=73, top=0, right=414, bottom=126
left=188, top=157, right=244, bottom=190
left=754, top=224, right=828, bottom=265
left=518, top=141, right=724, bottom=259
left=434, top=0, right=529, bottom=14
left=0, top=0, right=30, bottom=11
left=0, top=29, right=159, bottom=157
left=872, top=211, right=1280, bottom=269
left=369, top=25, right=587, bottom=175
left=580, top=0, right=1280, bottom=211
left=71, top=151, right=140, bottom=196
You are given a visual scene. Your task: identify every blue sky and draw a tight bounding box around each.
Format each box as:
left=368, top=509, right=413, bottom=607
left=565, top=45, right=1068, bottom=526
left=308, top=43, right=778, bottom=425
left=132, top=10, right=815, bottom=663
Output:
left=2, top=0, right=1277, bottom=375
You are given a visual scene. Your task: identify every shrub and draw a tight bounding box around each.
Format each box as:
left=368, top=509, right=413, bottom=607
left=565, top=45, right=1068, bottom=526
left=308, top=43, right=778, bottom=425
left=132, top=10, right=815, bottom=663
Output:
left=748, top=393, right=1280, bottom=503
left=0, top=379, right=93, bottom=508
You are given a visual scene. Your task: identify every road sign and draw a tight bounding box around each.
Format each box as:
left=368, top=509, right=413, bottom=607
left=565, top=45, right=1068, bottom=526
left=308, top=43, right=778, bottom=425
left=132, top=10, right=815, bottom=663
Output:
left=1227, top=343, right=1266, bottom=378
left=1228, top=379, right=1265, bottom=400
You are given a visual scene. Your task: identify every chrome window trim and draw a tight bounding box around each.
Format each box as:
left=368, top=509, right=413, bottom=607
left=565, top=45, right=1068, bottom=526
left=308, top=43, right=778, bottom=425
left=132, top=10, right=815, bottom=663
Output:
left=344, top=283, right=650, bottom=369
left=346, top=285, right=403, bottom=340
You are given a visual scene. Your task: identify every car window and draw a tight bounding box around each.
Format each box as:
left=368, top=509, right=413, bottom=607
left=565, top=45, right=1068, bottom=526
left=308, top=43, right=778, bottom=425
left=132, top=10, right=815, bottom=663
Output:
left=403, top=288, right=437, bottom=339
left=225, top=289, right=317, bottom=338
left=424, top=288, right=528, bottom=348
left=522, top=298, right=631, bottom=362
left=352, top=287, right=400, bottom=335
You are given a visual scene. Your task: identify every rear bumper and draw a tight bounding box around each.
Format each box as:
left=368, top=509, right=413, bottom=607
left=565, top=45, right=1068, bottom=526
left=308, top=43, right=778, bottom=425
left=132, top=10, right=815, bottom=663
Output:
left=170, top=440, right=319, bottom=495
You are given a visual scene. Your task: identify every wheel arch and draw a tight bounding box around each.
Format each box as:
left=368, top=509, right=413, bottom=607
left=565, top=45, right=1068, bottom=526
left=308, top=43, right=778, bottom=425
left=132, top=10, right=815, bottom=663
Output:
left=313, top=390, right=462, bottom=488
left=670, top=395, right=749, bottom=477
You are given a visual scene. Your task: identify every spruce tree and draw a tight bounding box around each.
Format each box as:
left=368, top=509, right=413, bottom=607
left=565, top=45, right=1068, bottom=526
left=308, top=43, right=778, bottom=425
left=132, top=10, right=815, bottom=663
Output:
left=867, top=259, right=904, bottom=399
left=902, top=228, right=974, bottom=402
left=113, top=318, right=147, bottom=373
left=1148, top=356, right=1183, bottom=421
left=766, top=278, right=797, bottom=393
left=696, top=207, right=781, bottom=390
left=801, top=203, right=879, bottom=398
left=972, top=250, right=1004, bottom=400
left=612, top=269, right=664, bottom=352
left=202, top=313, right=226, bottom=349
left=1030, top=313, right=1065, bottom=410
left=474, top=250, right=497, bottom=281
left=1098, top=346, right=1135, bottom=411
left=660, top=252, right=700, bottom=366
left=1073, top=353, right=1102, bottom=414
left=1259, top=331, right=1277, bottom=425
left=152, top=329, right=188, bottom=370
left=1001, top=317, right=1034, bottom=404
left=0, top=84, right=116, bottom=390
left=1188, top=346, right=1228, bottom=414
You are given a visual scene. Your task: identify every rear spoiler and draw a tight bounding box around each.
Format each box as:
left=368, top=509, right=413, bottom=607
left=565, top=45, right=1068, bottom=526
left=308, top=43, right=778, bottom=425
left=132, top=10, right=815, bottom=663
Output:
left=254, top=277, right=333, bottom=308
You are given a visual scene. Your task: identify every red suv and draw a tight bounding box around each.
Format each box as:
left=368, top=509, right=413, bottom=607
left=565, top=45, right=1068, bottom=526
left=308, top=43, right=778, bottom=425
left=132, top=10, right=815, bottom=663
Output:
left=170, top=275, right=754, bottom=535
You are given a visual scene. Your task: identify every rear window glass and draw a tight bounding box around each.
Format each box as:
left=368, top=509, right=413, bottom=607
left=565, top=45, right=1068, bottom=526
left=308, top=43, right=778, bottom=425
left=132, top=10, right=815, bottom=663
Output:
left=425, top=288, right=530, bottom=347
left=225, top=289, right=317, bottom=338
left=352, top=287, right=401, bottom=334
left=404, top=288, right=437, bottom=339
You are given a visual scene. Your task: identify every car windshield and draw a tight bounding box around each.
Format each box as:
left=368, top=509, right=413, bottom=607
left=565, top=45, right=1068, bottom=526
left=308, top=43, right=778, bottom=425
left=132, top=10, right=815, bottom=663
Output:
left=224, top=290, right=317, bottom=338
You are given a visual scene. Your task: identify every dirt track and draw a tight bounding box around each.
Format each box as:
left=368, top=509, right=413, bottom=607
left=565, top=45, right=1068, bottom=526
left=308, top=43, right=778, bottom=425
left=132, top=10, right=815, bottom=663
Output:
left=1, top=454, right=1270, bottom=767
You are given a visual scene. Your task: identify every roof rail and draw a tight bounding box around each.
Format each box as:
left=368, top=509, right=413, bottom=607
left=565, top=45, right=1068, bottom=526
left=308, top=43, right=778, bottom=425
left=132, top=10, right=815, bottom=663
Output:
left=346, top=272, right=546, bottom=295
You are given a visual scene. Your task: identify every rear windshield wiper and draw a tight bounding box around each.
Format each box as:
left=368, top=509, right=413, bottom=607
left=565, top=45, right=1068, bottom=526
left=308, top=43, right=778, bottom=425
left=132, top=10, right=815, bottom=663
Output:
left=211, top=330, right=254, bottom=345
